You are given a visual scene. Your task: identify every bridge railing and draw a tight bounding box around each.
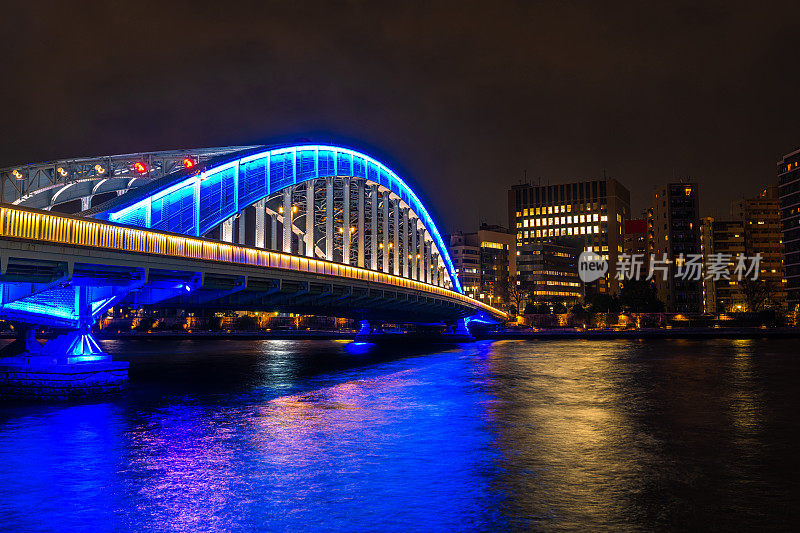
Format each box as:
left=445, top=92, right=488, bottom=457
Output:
left=0, top=205, right=505, bottom=319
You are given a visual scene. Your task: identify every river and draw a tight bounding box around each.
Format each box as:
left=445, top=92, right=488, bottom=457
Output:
left=0, top=338, right=798, bottom=531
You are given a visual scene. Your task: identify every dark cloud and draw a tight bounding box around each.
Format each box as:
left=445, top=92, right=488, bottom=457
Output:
left=2, top=0, right=800, bottom=230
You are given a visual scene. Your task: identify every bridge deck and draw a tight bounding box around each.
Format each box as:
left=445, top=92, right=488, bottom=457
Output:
left=0, top=205, right=505, bottom=323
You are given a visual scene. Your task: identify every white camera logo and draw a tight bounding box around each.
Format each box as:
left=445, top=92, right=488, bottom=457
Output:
left=578, top=251, right=608, bottom=283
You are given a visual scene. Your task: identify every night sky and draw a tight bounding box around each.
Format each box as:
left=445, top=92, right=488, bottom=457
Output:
left=3, top=1, right=800, bottom=231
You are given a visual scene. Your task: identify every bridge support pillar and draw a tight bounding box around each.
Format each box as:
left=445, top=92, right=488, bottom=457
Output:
left=237, top=211, right=246, bottom=244
left=282, top=188, right=292, bottom=254
left=357, top=180, right=365, bottom=268
left=305, top=181, right=314, bottom=258
left=221, top=216, right=234, bottom=243
left=0, top=326, right=128, bottom=402
left=449, top=318, right=474, bottom=339
left=370, top=185, right=378, bottom=270
left=402, top=208, right=409, bottom=278
left=255, top=199, right=266, bottom=248
left=392, top=198, right=399, bottom=276
left=270, top=212, right=278, bottom=250
left=343, top=178, right=350, bottom=264
left=382, top=190, right=390, bottom=273
left=411, top=218, right=418, bottom=280
left=326, top=177, right=334, bottom=261
left=420, top=230, right=428, bottom=283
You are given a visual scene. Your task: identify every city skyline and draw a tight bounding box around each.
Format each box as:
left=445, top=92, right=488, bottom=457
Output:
left=3, top=2, right=800, bottom=233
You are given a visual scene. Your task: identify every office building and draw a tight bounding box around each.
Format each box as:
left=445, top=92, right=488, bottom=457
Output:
left=711, top=219, right=746, bottom=312
left=508, top=178, right=630, bottom=295
left=448, top=224, right=516, bottom=307
left=700, top=217, right=716, bottom=313
left=648, top=182, right=702, bottom=312
left=779, top=149, right=800, bottom=310
left=731, top=185, right=786, bottom=312
left=623, top=218, right=648, bottom=257
left=516, top=239, right=582, bottom=303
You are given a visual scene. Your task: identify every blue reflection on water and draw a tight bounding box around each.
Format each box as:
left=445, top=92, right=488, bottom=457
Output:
left=0, top=340, right=506, bottom=531
left=344, top=341, right=374, bottom=355
left=2, top=338, right=800, bottom=531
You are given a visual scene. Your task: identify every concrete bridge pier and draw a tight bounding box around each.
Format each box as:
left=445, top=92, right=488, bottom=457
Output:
left=0, top=282, right=130, bottom=402
left=353, top=318, right=474, bottom=344
left=445, top=318, right=474, bottom=340
left=0, top=325, right=128, bottom=402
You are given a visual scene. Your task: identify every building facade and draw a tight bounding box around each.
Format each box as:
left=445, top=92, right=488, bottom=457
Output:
left=700, top=216, right=716, bottom=313
left=448, top=224, right=516, bottom=307
left=516, top=239, right=582, bottom=304
left=732, top=185, right=786, bottom=312
left=623, top=218, right=648, bottom=257
left=711, top=219, right=746, bottom=312
left=448, top=233, right=480, bottom=298
left=508, top=178, right=630, bottom=295
left=779, top=149, right=800, bottom=311
left=648, top=182, right=702, bottom=312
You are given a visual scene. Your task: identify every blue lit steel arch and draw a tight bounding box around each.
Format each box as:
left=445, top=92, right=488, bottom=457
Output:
left=91, top=145, right=463, bottom=293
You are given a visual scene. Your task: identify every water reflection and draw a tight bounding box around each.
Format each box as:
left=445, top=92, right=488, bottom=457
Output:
left=0, top=338, right=798, bottom=530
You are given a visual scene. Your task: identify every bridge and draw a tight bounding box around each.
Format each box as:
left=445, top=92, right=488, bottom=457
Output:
left=0, top=144, right=504, bottom=399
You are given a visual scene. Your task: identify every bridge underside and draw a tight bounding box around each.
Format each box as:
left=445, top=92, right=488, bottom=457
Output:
left=0, top=239, right=477, bottom=334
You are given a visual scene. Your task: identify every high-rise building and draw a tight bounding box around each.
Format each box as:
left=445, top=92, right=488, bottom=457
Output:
left=448, top=224, right=516, bottom=307
left=732, top=186, right=786, bottom=312
left=711, top=219, right=746, bottom=312
left=508, top=178, right=630, bottom=295
left=648, top=182, right=702, bottom=312
left=516, top=239, right=582, bottom=304
left=779, top=149, right=800, bottom=311
left=448, top=233, right=480, bottom=299
left=700, top=216, right=716, bottom=313
left=623, top=218, right=648, bottom=257
left=699, top=186, right=786, bottom=314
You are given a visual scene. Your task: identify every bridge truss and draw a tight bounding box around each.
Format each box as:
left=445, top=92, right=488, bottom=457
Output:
left=90, top=144, right=462, bottom=293
left=0, top=146, right=257, bottom=212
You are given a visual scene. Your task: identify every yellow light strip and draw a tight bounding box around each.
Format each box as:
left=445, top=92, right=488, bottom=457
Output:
left=0, top=206, right=506, bottom=319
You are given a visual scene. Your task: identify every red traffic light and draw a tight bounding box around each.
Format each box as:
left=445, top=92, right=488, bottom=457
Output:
left=133, top=162, right=147, bottom=173
left=182, top=158, right=195, bottom=169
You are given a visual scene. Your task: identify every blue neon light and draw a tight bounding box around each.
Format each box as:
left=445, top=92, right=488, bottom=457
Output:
left=95, top=144, right=463, bottom=293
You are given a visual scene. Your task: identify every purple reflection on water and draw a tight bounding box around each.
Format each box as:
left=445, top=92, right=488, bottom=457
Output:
left=1, top=338, right=799, bottom=530
left=0, top=340, right=504, bottom=531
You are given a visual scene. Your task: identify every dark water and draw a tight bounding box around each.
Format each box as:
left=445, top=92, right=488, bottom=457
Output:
left=1, top=338, right=799, bottom=531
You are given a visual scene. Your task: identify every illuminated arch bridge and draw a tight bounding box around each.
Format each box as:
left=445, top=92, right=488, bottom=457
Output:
left=88, top=144, right=461, bottom=293
left=0, top=144, right=504, bottom=363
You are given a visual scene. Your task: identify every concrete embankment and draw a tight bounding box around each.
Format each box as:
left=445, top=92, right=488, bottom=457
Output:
left=95, top=330, right=358, bottom=340
left=475, top=327, right=800, bottom=340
